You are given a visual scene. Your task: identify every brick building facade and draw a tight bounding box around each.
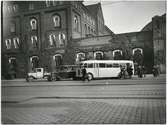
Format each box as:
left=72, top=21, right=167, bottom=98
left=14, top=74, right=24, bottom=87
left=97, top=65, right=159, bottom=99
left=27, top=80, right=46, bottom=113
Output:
left=1, top=1, right=166, bottom=79
left=142, top=14, right=166, bottom=73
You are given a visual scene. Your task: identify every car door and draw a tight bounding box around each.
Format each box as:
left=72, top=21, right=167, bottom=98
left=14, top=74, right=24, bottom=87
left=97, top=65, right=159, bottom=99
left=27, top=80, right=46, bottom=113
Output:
left=36, top=68, right=43, bottom=78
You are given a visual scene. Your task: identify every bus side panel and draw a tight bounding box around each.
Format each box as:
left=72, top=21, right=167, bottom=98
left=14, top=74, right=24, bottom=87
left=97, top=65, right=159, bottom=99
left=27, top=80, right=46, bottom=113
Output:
left=99, top=68, right=121, bottom=78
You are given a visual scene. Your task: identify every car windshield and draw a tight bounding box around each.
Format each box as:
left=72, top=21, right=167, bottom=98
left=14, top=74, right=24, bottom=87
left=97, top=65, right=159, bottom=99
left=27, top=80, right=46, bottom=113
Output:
left=36, top=69, right=41, bottom=72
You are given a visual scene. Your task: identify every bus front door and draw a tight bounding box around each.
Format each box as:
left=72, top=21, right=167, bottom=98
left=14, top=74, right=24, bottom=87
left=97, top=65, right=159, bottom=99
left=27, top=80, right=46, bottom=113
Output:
left=93, top=63, right=99, bottom=78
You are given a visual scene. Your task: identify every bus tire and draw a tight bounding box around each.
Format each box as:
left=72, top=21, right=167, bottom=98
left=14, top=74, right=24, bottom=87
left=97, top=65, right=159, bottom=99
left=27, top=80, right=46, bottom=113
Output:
left=87, top=73, right=93, bottom=81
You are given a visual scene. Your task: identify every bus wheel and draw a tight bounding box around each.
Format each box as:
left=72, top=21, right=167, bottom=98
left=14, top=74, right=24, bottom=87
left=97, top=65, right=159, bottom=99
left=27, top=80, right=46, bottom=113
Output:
left=87, top=73, right=93, bottom=81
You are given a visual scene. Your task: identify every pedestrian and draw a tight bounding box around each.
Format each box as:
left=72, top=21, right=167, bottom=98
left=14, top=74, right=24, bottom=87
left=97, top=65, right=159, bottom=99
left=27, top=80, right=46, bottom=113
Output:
left=142, top=66, right=146, bottom=77
left=120, top=65, right=126, bottom=79
left=156, top=65, right=160, bottom=76
left=152, top=65, right=159, bottom=77
left=81, top=67, right=87, bottom=81
left=137, top=65, right=143, bottom=78
left=127, top=65, right=133, bottom=79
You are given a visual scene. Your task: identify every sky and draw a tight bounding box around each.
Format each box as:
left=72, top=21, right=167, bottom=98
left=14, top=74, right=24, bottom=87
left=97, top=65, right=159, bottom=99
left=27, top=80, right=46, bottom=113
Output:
left=84, top=1, right=166, bottom=34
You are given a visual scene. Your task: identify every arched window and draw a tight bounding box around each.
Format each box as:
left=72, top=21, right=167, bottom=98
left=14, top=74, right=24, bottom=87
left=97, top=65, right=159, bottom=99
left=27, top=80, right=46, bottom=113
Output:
left=31, top=36, right=38, bottom=48
left=94, top=51, right=103, bottom=60
left=113, top=50, right=123, bottom=60
left=10, top=22, right=16, bottom=33
left=9, top=57, right=17, bottom=77
left=9, top=57, right=16, bottom=64
left=30, top=18, right=37, bottom=30
left=5, top=39, right=12, bottom=49
left=49, top=34, right=56, bottom=46
left=53, top=15, right=61, bottom=27
left=13, top=4, right=18, bottom=12
left=30, top=56, right=39, bottom=69
left=53, top=54, right=62, bottom=67
left=132, top=48, right=143, bottom=65
left=74, top=15, right=79, bottom=32
left=58, top=33, right=65, bottom=47
left=132, top=48, right=143, bottom=55
left=76, top=52, right=85, bottom=63
left=13, top=37, right=19, bottom=49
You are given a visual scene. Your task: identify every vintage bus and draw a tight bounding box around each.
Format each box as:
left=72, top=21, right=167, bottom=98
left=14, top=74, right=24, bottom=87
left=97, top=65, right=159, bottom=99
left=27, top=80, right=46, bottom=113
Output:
left=76, top=60, right=134, bottom=80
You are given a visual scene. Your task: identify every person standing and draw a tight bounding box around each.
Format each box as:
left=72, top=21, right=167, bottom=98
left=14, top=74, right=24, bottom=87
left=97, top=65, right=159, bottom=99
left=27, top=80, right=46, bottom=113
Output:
left=137, top=65, right=143, bottom=78
left=127, top=65, right=133, bottom=79
left=142, top=66, right=146, bottom=77
left=81, top=67, right=87, bottom=81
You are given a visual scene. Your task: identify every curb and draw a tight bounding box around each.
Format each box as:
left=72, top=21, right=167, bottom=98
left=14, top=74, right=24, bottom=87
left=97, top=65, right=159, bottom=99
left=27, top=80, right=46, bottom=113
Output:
left=2, top=96, right=166, bottom=104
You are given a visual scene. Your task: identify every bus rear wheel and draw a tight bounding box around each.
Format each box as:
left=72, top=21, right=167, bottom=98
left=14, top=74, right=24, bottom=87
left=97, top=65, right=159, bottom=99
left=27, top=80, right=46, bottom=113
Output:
left=87, top=73, right=93, bottom=81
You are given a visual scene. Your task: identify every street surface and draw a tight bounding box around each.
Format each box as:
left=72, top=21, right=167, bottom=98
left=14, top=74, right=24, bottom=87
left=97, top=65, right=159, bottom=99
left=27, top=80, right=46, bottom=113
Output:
left=1, top=74, right=166, bottom=124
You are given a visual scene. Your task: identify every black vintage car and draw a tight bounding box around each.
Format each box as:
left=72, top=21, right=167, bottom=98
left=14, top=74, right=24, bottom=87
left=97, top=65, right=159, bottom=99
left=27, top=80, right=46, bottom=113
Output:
left=51, top=65, right=79, bottom=80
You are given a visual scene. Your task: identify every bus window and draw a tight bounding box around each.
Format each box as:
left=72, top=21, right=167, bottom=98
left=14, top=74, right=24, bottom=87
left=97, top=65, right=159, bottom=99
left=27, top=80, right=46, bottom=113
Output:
left=106, top=64, right=112, bottom=68
left=99, top=63, right=106, bottom=68
left=83, top=63, right=87, bottom=68
left=87, top=63, right=93, bottom=68
left=113, top=63, right=119, bottom=68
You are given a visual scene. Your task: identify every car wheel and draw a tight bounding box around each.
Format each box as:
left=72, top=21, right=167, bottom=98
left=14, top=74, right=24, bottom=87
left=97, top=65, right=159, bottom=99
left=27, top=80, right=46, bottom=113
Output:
left=87, top=73, right=93, bottom=81
left=27, top=76, right=34, bottom=82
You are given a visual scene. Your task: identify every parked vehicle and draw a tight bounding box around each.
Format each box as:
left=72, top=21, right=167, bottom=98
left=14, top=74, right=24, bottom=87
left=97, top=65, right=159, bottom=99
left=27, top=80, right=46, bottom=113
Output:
left=26, top=68, right=52, bottom=82
left=52, top=65, right=77, bottom=80
left=75, top=60, right=134, bottom=80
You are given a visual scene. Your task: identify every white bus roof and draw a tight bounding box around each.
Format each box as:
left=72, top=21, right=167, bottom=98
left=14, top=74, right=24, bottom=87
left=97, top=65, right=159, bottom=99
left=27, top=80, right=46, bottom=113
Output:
left=81, top=60, right=133, bottom=64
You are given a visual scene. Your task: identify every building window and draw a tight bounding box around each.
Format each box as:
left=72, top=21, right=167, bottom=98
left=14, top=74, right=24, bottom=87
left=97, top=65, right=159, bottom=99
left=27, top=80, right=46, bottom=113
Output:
left=5, top=39, right=12, bottom=49
left=13, top=4, right=18, bottom=12
left=13, top=37, right=19, bottom=49
left=53, top=54, right=62, bottom=67
left=88, top=26, right=90, bottom=34
left=83, top=13, right=86, bottom=19
left=94, top=51, right=103, bottom=60
left=31, top=36, right=38, bottom=48
left=46, top=0, right=51, bottom=7
left=74, top=15, right=80, bottom=32
left=30, top=56, right=39, bottom=70
left=30, top=18, right=37, bottom=30
left=7, top=6, right=12, bottom=13
left=76, top=53, right=85, bottom=63
left=132, top=48, right=143, bottom=55
left=85, top=24, right=87, bottom=35
left=58, top=33, right=65, bottom=47
left=9, top=57, right=16, bottom=64
left=53, top=15, right=61, bottom=27
left=29, top=3, right=34, bottom=10
left=49, top=34, right=56, bottom=47
left=9, top=57, right=17, bottom=77
left=113, top=50, right=123, bottom=60
left=10, top=22, right=16, bottom=33
left=132, top=48, right=143, bottom=65
left=53, top=1, right=58, bottom=6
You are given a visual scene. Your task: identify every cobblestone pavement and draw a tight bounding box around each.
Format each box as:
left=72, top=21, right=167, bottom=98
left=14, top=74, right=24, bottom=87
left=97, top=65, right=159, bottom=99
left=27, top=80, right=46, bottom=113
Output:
left=2, top=98, right=166, bottom=124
